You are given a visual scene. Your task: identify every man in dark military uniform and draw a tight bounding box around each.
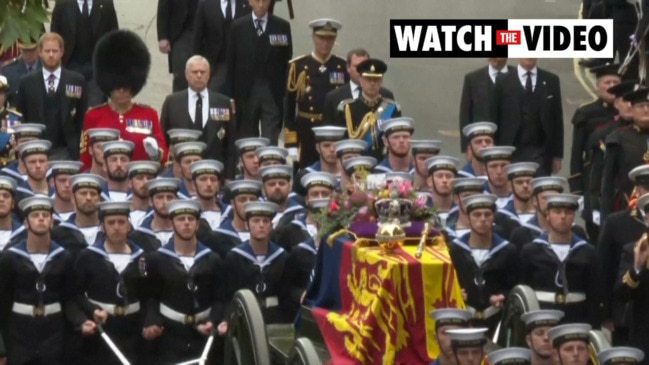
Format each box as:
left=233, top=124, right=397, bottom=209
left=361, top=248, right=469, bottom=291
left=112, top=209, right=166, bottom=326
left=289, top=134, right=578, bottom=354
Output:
left=448, top=194, right=518, bottom=335
left=520, top=310, right=564, bottom=365
left=284, top=18, right=348, bottom=167
left=259, top=165, right=305, bottom=232
left=100, top=141, right=135, bottom=202
left=143, top=199, right=227, bottom=364
left=335, top=59, right=401, bottom=161
left=49, top=161, right=83, bottom=224
left=0, top=196, right=75, bottom=365
left=224, top=201, right=290, bottom=324
left=569, top=63, right=620, bottom=242
left=546, top=324, right=592, bottom=365
left=425, top=156, right=459, bottom=227
left=412, top=140, right=442, bottom=190
left=0, top=176, right=25, bottom=250
left=601, top=87, right=649, bottom=220
left=0, top=123, right=46, bottom=182
left=458, top=122, right=496, bottom=179
left=127, top=161, right=159, bottom=230
left=599, top=164, right=649, bottom=345
left=171, top=141, right=206, bottom=200
left=446, top=328, right=489, bottom=365
left=233, top=137, right=270, bottom=181
left=488, top=349, right=532, bottom=365
left=478, top=146, right=516, bottom=209
left=160, top=128, right=202, bottom=178
left=339, top=156, right=378, bottom=193
left=256, top=146, right=289, bottom=168
left=428, top=309, right=472, bottom=365
left=0, top=75, right=21, bottom=168
left=14, top=140, right=54, bottom=209
left=597, top=347, right=645, bottom=365
left=71, top=201, right=147, bottom=365
left=83, top=128, right=120, bottom=178
left=0, top=39, right=41, bottom=107
left=215, top=180, right=263, bottom=248
left=293, top=125, right=345, bottom=196
left=444, top=178, right=485, bottom=241
left=374, top=117, right=415, bottom=173
left=500, top=162, right=539, bottom=226
left=519, top=194, right=602, bottom=327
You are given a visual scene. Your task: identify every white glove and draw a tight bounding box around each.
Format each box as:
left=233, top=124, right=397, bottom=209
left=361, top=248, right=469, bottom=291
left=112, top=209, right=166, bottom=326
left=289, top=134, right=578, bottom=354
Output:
left=288, top=147, right=299, bottom=162
left=143, top=137, right=160, bottom=160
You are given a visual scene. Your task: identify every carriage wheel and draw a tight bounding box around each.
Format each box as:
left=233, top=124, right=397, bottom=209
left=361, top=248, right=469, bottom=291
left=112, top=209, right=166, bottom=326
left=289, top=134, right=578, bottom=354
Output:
left=588, top=330, right=612, bottom=365
left=223, top=289, right=271, bottom=365
left=286, top=338, right=322, bottom=365
left=495, top=285, right=541, bottom=348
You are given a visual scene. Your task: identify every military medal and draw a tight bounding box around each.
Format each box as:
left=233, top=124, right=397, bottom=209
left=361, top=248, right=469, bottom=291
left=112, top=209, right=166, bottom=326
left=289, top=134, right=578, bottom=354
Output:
left=318, top=64, right=327, bottom=73
left=305, top=86, right=311, bottom=93
left=645, top=139, right=649, bottom=162
left=217, top=127, right=226, bottom=140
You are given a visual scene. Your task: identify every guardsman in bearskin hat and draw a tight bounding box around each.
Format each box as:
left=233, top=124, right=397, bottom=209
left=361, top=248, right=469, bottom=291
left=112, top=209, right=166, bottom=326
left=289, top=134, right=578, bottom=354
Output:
left=80, top=30, right=168, bottom=171
left=0, top=75, right=21, bottom=168
left=284, top=19, right=347, bottom=168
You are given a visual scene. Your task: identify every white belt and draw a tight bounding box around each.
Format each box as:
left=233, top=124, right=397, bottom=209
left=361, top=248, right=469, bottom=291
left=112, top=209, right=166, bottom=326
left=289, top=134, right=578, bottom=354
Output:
left=261, top=296, right=278, bottom=308
left=467, top=305, right=501, bottom=320
left=12, top=302, right=61, bottom=317
left=536, top=291, right=586, bottom=304
left=160, top=303, right=210, bottom=325
left=88, top=299, right=140, bottom=316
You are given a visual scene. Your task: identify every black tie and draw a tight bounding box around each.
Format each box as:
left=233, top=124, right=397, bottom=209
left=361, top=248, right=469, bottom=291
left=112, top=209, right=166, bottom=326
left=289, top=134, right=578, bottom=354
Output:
left=525, top=71, right=533, bottom=93
left=82, top=0, right=89, bottom=17
left=195, top=93, right=203, bottom=130
left=495, top=71, right=505, bottom=84
left=225, top=0, right=232, bottom=22
left=255, top=19, right=264, bottom=36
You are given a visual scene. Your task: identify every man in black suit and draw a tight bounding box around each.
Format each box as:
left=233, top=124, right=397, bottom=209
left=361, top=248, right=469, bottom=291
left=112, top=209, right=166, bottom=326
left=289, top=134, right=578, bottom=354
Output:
left=157, top=0, right=201, bottom=92
left=225, top=0, right=292, bottom=146
left=322, top=48, right=394, bottom=123
left=160, top=55, right=238, bottom=180
left=50, top=0, right=118, bottom=106
left=14, top=33, right=87, bottom=161
left=0, top=39, right=41, bottom=107
left=458, top=58, right=512, bottom=153
left=193, top=0, right=250, bottom=92
left=492, top=58, right=563, bottom=177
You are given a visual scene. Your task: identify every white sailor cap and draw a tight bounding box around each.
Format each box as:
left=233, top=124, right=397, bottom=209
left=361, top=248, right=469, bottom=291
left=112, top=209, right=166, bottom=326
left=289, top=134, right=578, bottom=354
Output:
left=505, top=162, right=540, bottom=179
left=49, top=161, right=83, bottom=176
left=637, top=193, right=649, bottom=212
left=453, top=178, right=486, bottom=194
left=86, top=128, right=120, bottom=143
left=173, top=141, right=206, bottom=160
left=244, top=201, right=278, bottom=218
left=13, top=123, right=46, bottom=139
left=547, top=324, right=591, bottom=347
left=19, top=196, right=54, bottom=214
left=309, top=198, right=331, bottom=209
left=380, top=117, right=415, bottom=135
left=146, top=178, right=181, bottom=196
left=546, top=193, right=580, bottom=210
left=17, top=139, right=51, bottom=157
left=425, top=155, right=459, bottom=173
left=312, top=126, right=347, bottom=142
left=531, top=176, right=567, bottom=194
left=598, top=347, right=645, bottom=365
left=190, top=159, right=224, bottom=179
left=479, top=146, right=516, bottom=162
left=309, top=18, right=342, bottom=36
left=411, top=140, right=442, bottom=155
left=487, top=348, right=532, bottom=365
left=167, top=129, right=202, bottom=144
left=127, top=161, right=161, bottom=178
left=0, top=176, right=17, bottom=192
left=99, top=201, right=132, bottom=217
left=102, top=140, right=135, bottom=157
left=301, top=171, right=336, bottom=190
left=168, top=199, right=201, bottom=217
left=259, top=164, right=293, bottom=182
left=342, top=156, right=377, bottom=174
left=520, top=310, right=565, bottom=332
left=447, top=328, right=488, bottom=348
left=386, top=172, right=414, bottom=184
left=256, top=146, right=289, bottom=163
left=226, top=179, right=263, bottom=197
left=70, top=173, right=106, bottom=192
left=628, top=165, right=649, bottom=185
left=462, top=121, right=498, bottom=139
left=463, top=194, right=498, bottom=213
left=429, top=308, right=473, bottom=327
left=235, top=137, right=270, bottom=154
left=334, top=139, right=367, bottom=156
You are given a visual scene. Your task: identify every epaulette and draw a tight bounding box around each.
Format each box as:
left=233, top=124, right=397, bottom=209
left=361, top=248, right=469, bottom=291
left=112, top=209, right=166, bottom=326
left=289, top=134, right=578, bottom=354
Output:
left=5, top=108, right=21, bottom=117
left=289, top=54, right=309, bottom=64
left=337, top=98, right=354, bottom=112
left=0, top=57, right=18, bottom=69
left=86, top=102, right=108, bottom=112
left=383, top=98, right=401, bottom=112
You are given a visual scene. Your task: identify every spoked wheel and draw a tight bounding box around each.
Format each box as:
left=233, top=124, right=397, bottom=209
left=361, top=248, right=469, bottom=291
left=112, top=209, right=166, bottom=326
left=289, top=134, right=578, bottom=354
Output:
left=223, top=289, right=271, bottom=365
left=589, top=330, right=612, bottom=365
left=495, top=285, right=541, bottom=348
left=286, top=338, right=322, bottom=365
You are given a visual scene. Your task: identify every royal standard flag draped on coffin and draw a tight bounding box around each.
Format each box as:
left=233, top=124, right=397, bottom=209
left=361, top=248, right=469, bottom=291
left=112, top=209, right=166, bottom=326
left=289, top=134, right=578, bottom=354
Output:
left=307, top=234, right=465, bottom=365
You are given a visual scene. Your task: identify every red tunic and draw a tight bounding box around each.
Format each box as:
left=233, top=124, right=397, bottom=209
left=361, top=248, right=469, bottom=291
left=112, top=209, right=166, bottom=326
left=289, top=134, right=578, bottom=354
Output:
left=80, top=103, right=168, bottom=170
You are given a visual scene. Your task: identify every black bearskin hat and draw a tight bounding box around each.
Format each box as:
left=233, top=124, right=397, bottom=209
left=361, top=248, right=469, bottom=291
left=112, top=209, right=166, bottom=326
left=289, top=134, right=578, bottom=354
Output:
left=94, top=30, right=151, bottom=96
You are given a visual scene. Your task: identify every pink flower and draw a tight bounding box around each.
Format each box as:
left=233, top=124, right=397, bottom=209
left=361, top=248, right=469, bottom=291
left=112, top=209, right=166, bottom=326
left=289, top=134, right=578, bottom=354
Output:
left=329, top=201, right=339, bottom=212
left=414, top=197, right=427, bottom=208
left=398, top=181, right=413, bottom=197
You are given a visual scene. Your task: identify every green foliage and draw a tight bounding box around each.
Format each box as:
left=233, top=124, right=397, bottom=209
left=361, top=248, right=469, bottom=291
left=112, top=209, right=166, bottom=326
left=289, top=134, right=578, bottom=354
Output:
left=0, top=0, right=49, bottom=54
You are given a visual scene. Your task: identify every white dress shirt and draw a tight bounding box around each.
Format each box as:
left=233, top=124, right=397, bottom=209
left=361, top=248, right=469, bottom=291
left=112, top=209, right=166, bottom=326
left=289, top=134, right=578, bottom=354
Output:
left=77, top=0, right=93, bottom=13
left=488, top=64, right=508, bottom=84
left=517, top=64, right=537, bottom=92
left=221, top=0, right=235, bottom=18
left=252, top=12, right=268, bottom=32
left=188, top=89, right=209, bottom=128
left=350, top=80, right=361, bottom=99
left=43, top=67, right=62, bottom=93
